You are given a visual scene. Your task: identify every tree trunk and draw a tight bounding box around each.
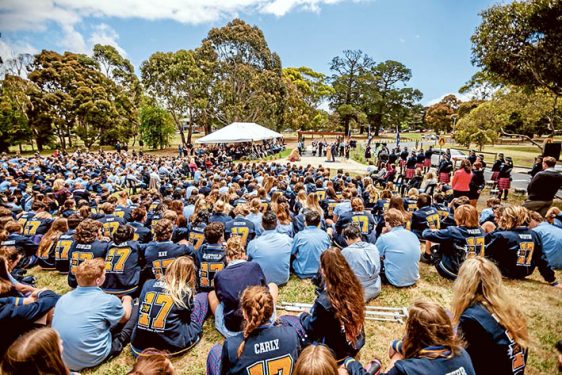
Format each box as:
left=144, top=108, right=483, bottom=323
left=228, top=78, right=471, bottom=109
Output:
left=179, top=129, right=186, bottom=147
left=550, top=94, right=559, bottom=137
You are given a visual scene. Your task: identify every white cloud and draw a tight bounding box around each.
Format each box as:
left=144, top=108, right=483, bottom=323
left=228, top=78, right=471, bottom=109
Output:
left=399, top=37, right=405, bottom=43
left=0, top=0, right=366, bottom=57
left=88, top=24, right=126, bottom=56
left=59, top=23, right=88, bottom=53
left=0, top=0, right=365, bottom=30
left=425, top=92, right=472, bottom=106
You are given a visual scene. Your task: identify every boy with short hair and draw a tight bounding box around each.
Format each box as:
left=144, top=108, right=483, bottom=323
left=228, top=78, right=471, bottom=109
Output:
left=53, top=258, right=134, bottom=371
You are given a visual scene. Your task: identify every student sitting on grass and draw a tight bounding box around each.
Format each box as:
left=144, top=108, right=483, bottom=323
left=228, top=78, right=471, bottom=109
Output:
left=452, top=257, right=528, bottom=375
left=130, top=256, right=209, bottom=356
left=208, top=236, right=276, bottom=338
left=206, top=285, right=300, bottom=375
left=102, top=224, right=143, bottom=296
left=382, top=300, right=475, bottom=375
left=485, top=205, right=561, bottom=288
left=53, top=258, right=134, bottom=371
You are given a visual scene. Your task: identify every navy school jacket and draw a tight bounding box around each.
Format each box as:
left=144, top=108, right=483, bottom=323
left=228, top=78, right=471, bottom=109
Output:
left=129, top=221, right=152, bottom=244
left=335, top=211, right=376, bottom=246
left=67, top=240, right=110, bottom=288
left=54, top=229, right=76, bottom=274
left=214, top=261, right=267, bottom=333
left=300, top=291, right=365, bottom=361
left=224, top=216, right=256, bottom=247
left=411, top=206, right=441, bottom=238
left=130, top=279, right=201, bottom=356
left=23, top=216, right=54, bottom=236
left=2, top=233, right=38, bottom=256
left=188, top=223, right=207, bottom=251
left=195, top=243, right=226, bottom=292
left=102, top=240, right=143, bottom=295
left=17, top=211, right=35, bottom=228
left=0, top=290, right=60, bottom=355
left=459, top=303, right=527, bottom=375
left=485, top=228, right=555, bottom=283
left=220, top=324, right=300, bottom=375
left=383, top=347, right=475, bottom=375
left=141, top=241, right=195, bottom=280
left=114, top=205, right=134, bottom=222
left=96, top=215, right=126, bottom=236
left=422, top=226, right=485, bottom=278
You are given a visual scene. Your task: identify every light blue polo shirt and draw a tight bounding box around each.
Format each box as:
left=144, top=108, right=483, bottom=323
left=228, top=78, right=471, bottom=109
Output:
left=291, top=226, right=331, bottom=278
left=342, top=241, right=381, bottom=301
left=375, top=226, right=420, bottom=287
left=247, top=230, right=293, bottom=285
left=52, top=286, right=124, bottom=371
left=532, top=222, right=562, bottom=269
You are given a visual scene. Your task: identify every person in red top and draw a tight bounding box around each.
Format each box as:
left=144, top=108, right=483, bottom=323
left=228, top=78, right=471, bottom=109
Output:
left=451, top=160, right=472, bottom=198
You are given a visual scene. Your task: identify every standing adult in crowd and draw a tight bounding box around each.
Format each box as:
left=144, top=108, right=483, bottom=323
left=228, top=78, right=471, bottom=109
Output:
left=451, top=160, right=472, bottom=198
left=523, top=156, right=562, bottom=216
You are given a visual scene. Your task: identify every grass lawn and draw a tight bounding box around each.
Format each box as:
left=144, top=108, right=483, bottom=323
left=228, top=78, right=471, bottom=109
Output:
left=28, top=232, right=561, bottom=374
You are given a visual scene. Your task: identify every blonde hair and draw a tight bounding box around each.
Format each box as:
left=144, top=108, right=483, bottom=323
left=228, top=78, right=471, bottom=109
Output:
left=384, top=208, right=405, bottom=228
left=454, top=204, right=479, bottom=227
left=293, top=344, right=338, bottom=375
left=53, top=179, right=66, bottom=191
left=164, top=256, right=196, bottom=310
left=498, top=206, right=529, bottom=230
left=545, top=207, right=561, bottom=224
left=226, top=236, right=246, bottom=261
left=306, top=193, right=322, bottom=215
left=452, top=257, right=528, bottom=348
left=407, top=188, right=419, bottom=199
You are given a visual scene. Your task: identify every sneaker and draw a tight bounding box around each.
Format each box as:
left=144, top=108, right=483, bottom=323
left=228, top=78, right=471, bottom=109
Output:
left=420, top=252, right=433, bottom=264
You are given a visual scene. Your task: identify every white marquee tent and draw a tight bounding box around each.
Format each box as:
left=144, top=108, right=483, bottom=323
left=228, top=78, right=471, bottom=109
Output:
left=195, top=122, right=282, bottom=144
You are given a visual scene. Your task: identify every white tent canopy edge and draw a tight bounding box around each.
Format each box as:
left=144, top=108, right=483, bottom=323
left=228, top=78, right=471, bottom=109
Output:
left=195, top=122, right=282, bottom=144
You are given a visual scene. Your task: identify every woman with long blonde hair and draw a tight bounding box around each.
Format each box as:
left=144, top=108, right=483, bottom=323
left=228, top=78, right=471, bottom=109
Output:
left=130, top=256, right=209, bottom=356
left=295, top=189, right=308, bottom=213
left=206, top=286, right=300, bottom=375
left=452, top=257, right=528, bottom=375
left=37, top=218, right=68, bottom=270
left=485, top=205, right=560, bottom=287
left=305, top=192, right=323, bottom=216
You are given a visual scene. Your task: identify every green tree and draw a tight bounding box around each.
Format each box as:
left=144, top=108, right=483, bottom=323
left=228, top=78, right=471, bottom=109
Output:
left=454, top=101, right=500, bottom=150
left=282, top=66, right=333, bottom=130
left=139, top=102, right=176, bottom=149
left=425, top=94, right=460, bottom=133
left=203, top=19, right=285, bottom=131
left=472, top=0, right=562, bottom=134
left=359, top=60, right=423, bottom=136
left=28, top=50, right=132, bottom=150
left=0, top=75, right=33, bottom=152
left=92, top=44, right=141, bottom=146
left=329, top=50, right=373, bottom=134
left=141, top=46, right=215, bottom=145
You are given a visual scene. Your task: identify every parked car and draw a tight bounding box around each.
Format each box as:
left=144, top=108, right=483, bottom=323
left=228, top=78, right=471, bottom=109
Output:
left=431, top=149, right=467, bottom=167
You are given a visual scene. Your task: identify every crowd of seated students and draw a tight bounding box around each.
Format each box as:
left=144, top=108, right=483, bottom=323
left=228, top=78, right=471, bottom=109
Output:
left=0, top=149, right=560, bottom=374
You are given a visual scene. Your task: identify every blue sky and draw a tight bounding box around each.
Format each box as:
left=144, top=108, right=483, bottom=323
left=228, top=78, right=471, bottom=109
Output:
left=0, top=0, right=501, bottom=104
